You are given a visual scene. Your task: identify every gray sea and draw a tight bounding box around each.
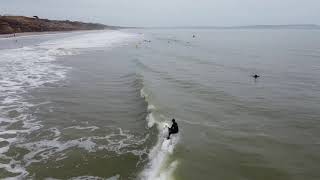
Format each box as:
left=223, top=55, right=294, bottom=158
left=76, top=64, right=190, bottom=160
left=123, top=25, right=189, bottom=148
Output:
left=0, top=29, right=320, bottom=180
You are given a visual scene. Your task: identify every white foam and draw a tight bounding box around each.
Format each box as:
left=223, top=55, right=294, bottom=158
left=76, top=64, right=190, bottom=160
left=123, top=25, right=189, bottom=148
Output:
left=106, top=175, right=120, bottom=180
left=44, top=178, right=61, bottom=180
left=140, top=88, right=148, bottom=99
left=41, top=30, right=136, bottom=50
left=69, top=176, right=102, bottom=180
left=146, top=113, right=156, bottom=128
left=15, top=127, right=149, bottom=169
left=0, top=146, right=10, bottom=154
left=0, top=30, right=137, bottom=179
left=140, top=124, right=179, bottom=180
left=2, top=96, right=20, bottom=104
left=68, top=174, right=120, bottom=180
left=140, top=90, right=180, bottom=180
left=0, top=159, right=29, bottom=180
left=0, top=117, right=13, bottom=123
left=93, top=128, right=148, bottom=155
left=14, top=138, right=98, bottom=168
left=49, top=127, right=61, bottom=137
left=156, top=160, right=179, bottom=180
left=147, top=104, right=156, bottom=111
left=63, top=125, right=99, bottom=132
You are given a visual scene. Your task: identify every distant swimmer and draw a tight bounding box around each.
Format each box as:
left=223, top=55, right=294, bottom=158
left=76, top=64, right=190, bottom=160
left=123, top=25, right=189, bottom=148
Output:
left=167, top=119, right=179, bottom=139
left=252, top=74, right=260, bottom=79
left=193, top=34, right=196, bottom=38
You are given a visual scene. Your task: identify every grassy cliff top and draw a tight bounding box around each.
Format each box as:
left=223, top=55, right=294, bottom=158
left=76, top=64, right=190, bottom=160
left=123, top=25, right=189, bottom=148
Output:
left=0, top=16, right=116, bottom=34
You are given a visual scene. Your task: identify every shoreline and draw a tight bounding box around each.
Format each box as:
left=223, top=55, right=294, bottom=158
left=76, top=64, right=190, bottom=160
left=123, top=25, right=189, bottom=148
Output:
left=0, top=29, right=109, bottom=39
left=0, top=31, right=62, bottom=39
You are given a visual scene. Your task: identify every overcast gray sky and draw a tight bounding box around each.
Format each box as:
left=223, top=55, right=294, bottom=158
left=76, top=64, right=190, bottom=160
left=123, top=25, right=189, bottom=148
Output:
left=1, top=0, right=319, bottom=27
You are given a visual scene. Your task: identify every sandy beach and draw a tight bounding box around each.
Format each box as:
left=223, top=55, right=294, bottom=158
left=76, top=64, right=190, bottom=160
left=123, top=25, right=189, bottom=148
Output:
left=0, top=30, right=102, bottom=39
left=0, top=31, right=59, bottom=38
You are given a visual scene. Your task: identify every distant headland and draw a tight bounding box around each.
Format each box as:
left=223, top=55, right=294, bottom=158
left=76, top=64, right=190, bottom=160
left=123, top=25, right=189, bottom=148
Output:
left=0, top=15, right=119, bottom=34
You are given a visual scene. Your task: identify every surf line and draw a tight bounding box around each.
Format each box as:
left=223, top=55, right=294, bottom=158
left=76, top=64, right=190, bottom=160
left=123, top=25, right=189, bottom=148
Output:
left=139, top=86, right=180, bottom=180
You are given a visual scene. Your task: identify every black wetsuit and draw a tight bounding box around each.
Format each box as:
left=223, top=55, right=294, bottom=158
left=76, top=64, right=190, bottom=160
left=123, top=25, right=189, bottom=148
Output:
left=168, top=122, right=179, bottom=139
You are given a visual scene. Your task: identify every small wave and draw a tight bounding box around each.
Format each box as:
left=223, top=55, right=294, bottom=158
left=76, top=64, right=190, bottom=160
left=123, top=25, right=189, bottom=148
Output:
left=139, top=81, right=180, bottom=180
left=68, top=174, right=120, bottom=180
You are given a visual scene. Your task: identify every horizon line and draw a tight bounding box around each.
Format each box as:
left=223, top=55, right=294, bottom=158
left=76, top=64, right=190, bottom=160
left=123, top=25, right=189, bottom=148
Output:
left=133, top=24, right=320, bottom=29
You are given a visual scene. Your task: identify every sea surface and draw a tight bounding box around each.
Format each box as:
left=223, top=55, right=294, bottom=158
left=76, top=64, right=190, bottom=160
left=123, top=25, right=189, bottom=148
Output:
left=0, top=29, right=320, bottom=180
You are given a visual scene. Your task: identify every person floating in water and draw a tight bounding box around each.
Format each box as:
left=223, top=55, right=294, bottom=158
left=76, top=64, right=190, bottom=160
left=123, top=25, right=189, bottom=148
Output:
left=252, top=74, right=260, bottom=79
left=167, top=119, right=179, bottom=139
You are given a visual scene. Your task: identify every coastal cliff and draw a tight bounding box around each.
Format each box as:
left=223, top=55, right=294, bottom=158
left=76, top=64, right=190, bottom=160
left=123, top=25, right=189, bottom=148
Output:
left=0, top=16, right=112, bottom=34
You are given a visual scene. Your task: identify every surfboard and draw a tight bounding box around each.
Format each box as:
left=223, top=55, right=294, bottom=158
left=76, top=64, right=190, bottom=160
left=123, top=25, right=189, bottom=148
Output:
left=161, top=122, right=175, bottom=153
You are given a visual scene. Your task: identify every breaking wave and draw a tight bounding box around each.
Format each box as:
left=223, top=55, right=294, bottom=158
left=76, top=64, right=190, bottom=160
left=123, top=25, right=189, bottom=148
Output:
left=139, top=81, right=180, bottom=180
left=0, top=30, right=138, bottom=179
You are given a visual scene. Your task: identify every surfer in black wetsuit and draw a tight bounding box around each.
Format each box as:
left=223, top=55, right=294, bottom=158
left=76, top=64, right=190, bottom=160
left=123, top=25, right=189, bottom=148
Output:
left=167, top=119, right=179, bottom=139
left=252, top=74, right=260, bottom=79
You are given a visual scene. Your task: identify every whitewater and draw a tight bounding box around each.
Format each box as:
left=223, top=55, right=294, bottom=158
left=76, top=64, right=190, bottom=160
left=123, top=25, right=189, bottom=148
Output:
left=1, top=28, right=320, bottom=180
left=0, top=30, right=180, bottom=179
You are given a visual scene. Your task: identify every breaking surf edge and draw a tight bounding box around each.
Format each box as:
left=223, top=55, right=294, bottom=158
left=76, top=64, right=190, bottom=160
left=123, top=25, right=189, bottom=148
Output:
left=139, top=87, right=180, bottom=180
left=0, top=30, right=138, bottom=179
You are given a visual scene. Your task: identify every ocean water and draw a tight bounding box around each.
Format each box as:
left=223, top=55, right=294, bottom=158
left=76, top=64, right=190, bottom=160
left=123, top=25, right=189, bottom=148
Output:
left=0, top=29, right=320, bottom=180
